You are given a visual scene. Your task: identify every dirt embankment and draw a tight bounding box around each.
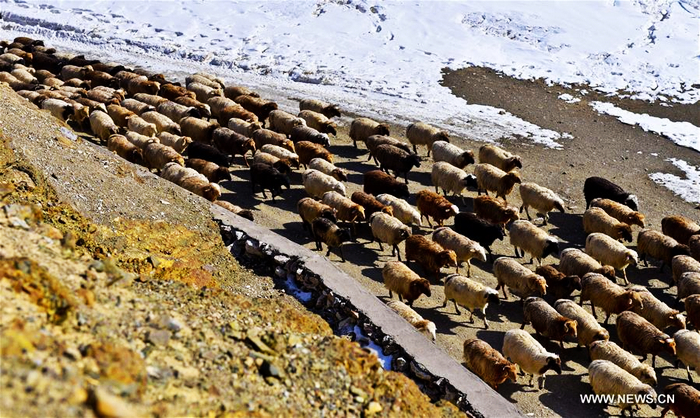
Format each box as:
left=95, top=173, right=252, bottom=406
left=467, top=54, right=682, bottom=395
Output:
left=0, top=84, right=461, bottom=418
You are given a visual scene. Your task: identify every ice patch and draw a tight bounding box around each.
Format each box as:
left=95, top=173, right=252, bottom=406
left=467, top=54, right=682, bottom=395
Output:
left=558, top=93, right=581, bottom=103
left=285, top=274, right=312, bottom=303
left=590, top=101, right=700, bottom=152
left=649, top=158, right=700, bottom=204
left=352, top=325, right=393, bottom=371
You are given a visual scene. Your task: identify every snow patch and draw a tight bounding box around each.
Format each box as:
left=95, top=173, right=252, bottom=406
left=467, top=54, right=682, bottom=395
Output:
left=649, top=159, right=700, bottom=204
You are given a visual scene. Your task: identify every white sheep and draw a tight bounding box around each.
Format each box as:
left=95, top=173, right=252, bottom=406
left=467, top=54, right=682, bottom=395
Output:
left=674, top=329, right=700, bottom=382
left=302, top=169, right=346, bottom=199
left=588, top=360, right=657, bottom=414
left=375, top=194, right=421, bottom=227
left=160, top=162, right=221, bottom=201
left=478, top=144, right=523, bottom=172
left=208, top=96, right=238, bottom=118
left=431, top=161, right=473, bottom=203
left=493, top=257, right=548, bottom=300
left=386, top=300, right=436, bottom=341
left=308, top=158, right=347, bottom=182
left=125, top=131, right=158, bottom=150
left=673, top=255, right=700, bottom=284
left=370, top=212, right=412, bottom=261
left=554, top=299, right=609, bottom=347
left=629, top=285, right=686, bottom=331
left=140, top=111, right=182, bottom=135
left=585, top=232, right=639, bottom=284
left=260, top=144, right=300, bottom=166
left=589, top=340, right=657, bottom=386
left=474, top=163, right=522, bottom=202
left=157, top=131, right=192, bottom=153
left=583, top=207, right=634, bottom=242
left=298, top=98, right=341, bottom=118
left=186, top=81, right=222, bottom=103
left=431, top=140, right=474, bottom=169
left=298, top=109, right=337, bottom=136
left=432, top=227, right=487, bottom=276
left=558, top=248, right=617, bottom=283
left=268, top=109, right=306, bottom=136
left=40, top=98, right=73, bottom=121
left=227, top=117, right=262, bottom=138
left=518, top=182, right=565, bottom=225
left=382, top=261, right=431, bottom=306
left=638, top=228, right=691, bottom=272
left=349, top=117, right=389, bottom=148
left=502, top=328, right=561, bottom=389
left=442, top=274, right=499, bottom=329
left=126, top=114, right=158, bottom=137
left=509, top=220, right=559, bottom=265
left=161, top=162, right=208, bottom=184
left=89, top=110, right=120, bottom=143
left=406, top=122, right=449, bottom=156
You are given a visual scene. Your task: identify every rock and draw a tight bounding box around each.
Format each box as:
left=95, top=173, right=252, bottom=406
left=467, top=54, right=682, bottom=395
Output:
left=87, top=386, right=138, bottom=418
left=245, top=239, right=263, bottom=257
left=410, top=361, right=432, bottom=381
left=146, top=328, right=171, bottom=346
left=259, top=360, right=283, bottom=380
left=365, top=401, right=382, bottom=415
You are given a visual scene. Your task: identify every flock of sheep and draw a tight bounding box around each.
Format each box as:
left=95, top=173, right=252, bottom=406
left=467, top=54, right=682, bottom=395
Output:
left=2, top=36, right=700, bottom=417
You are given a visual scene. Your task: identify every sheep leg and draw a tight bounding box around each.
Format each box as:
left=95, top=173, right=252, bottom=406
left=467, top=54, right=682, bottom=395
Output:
left=441, top=297, right=448, bottom=309
left=467, top=310, right=473, bottom=323
left=339, top=246, right=346, bottom=263
left=538, top=376, right=545, bottom=390
left=403, top=173, right=408, bottom=184
left=394, top=246, right=402, bottom=261
left=589, top=302, right=597, bottom=318
left=520, top=321, right=526, bottom=330
left=642, top=254, right=648, bottom=267
left=412, top=144, right=417, bottom=154
left=687, top=366, right=693, bottom=382
left=603, top=313, right=611, bottom=325
left=658, top=261, right=665, bottom=272
left=465, top=261, right=470, bottom=277
left=366, top=152, right=373, bottom=162
left=651, top=354, right=656, bottom=368
left=388, top=289, right=393, bottom=298
left=435, top=185, right=439, bottom=194
left=325, top=247, right=332, bottom=257
left=514, top=247, right=520, bottom=258
left=378, top=241, right=384, bottom=251
left=481, top=310, right=489, bottom=329
left=487, top=248, right=494, bottom=263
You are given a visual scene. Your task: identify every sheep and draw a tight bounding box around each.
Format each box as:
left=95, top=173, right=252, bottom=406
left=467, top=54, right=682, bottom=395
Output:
left=321, top=191, right=365, bottom=233
left=453, top=213, right=505, bottom=262
left=580, top=272, right=644, bottom=324
left=431, top=161, right=473, bottom=202
left=125, top=131, right=158, bottom=150
left=298, top=110, right=337, bottom=136
left=462, top=339, right=517, bottom=389
left=143, top=143, right=184, bottom=171
left=673, top=329, right=700, bottom=382
left=299, top=98, right=341, bottom=119
left=558, top=248, right=618, bottom=283
left=373, top=144, right=421, bottom=184
left=125, top=114, right=157, bottom=137
left=585, top=232, right=639, bottom=284
left=555, top=300, right=609, bottom=348
left=289, top=125, right=330, bottom=147
left=686, top=295, right=700, bottom=330
left=125, top=77, right=160, bottom=96
left=508, top=220, right=559, bottom=266
left=478, top=144, right=523, bottom=172
left=673, top=255, right=700, bottom=284
left=382, top=261, right=431, bottom=306
left=349, top=117, right=390, bottom=148
left=224, top=85, right=259, bottom=100
left=431, top=141, right=474, bottom=169
left=186, top=81, right=222, bottom=103
left=432, top=227, right=487, bottom=276
left=106, top=104, right=136, bottom=128
left=297, top=197, right=337, bottom=233
left=442, top=274, right=499, bottom=329
left=212, top=127, right=256, bottom=167
left=628, top=285, right=686, bottom=331
left=474, top=163, right=522, bottom=202
left=692, top=235, right=700, bottom=262
left=618, top=311, right=677, bottom=367
left=302, top=169, right=345, bottom=199
left=218, top=104, right=259, bottom=126
left=517, top=182, right=566, bottom=225
left=88, top=110, right=120, bottom=143
left=522, top=297, right=578, bottom=349
left=133, top=93, right=169, bottom=109
left=386, top=300, right=436, bottom=341
left=583, top=207, right=634, bottom=243
left=589, top=340, right=656, bottom=386
left=214, top=200, right=254, bottom=222
left=159, top=83, right=196, bottom=101
left=502, top=328, right=561, bottom=389
left=209, top=96, right=239, bottom=119
left=268, top=109, right=306, bottom=136
left=365, top=135, right=412, bottom=164
left=405, top=235, right=457, bottom=280
left=590, top=198, right=646, bottom=228
left=233, top=95, right=278, bottom=125
left=638, top=229, right=691, bottom=272
left=363, top=170, right=409, bottom=199
left=311, top=217, right=351, bottom=262
left=120, top=98, right=155, bottom=116
left=588, top=360, right=657, bottom=415
left=40, top=98, right=73, bottom=121
left=375, top=194, right=420, bottom=227
left=160, top=162, right=221, bottom=201
left=249, top=162, right=290, bottom=202
left=259, top=144, right=299, bottom=169
left=106, top=134, right=143, bottom=164
left=140, top=111, right=181, bottom=135
left=473, top=195, right=520, bottom=229
left=179, top=116, right=218, bottom=145
left=60, top=64, right=90, bottom=81
left=678, top=272, right=700, bottom=302
left=661, top=383, right=700, bottom=418
left=252, top=152, right=292, bottom=176
left=416, top=190, right=459, bottom=228
left=185, top=158, right=231, bottom=183
left=227, top=117, right=263, bottom=138
left=308, top=158, right=347, bottom=182
left=186, top=142, right=229, bottom=168
left=350, top=191, right=393, bottom=220
left=535, top=265, right=581, bottom=301
left=369, top=212, right=412, bottom=261
left=296, top=141, right=332, bottom=167
left=252, top=128, right=295, bottom=153
left=11, top=68, right=38, bottom=85
left=405, top=122, right=449, bottom=156
left=493, top=257, right=548, bottom=300
left=186, top=73, right=223, bottom=89
left=158, top=132, right=192, bottom=154
left=584, top=176, right=639, bottom=211
left=86, top=86, right=125, bottom=105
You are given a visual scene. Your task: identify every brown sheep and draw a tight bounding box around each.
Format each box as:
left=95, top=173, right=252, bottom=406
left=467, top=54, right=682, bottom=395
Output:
left=218, top=104, right=259, bottom=126
left=462, top=339, right=517, bottom=389
left=106, top=134, right=142, bottom=164
left=590, top=198, right=646, bottom=228
left=583, top=207, right=634, bottom=242
left=661, top=383, right=700, bottom=418
left=638, top=228, right=690, bottom=272
left=106, top=104, right=136, bottom=128
left=662, top=215, right=700, bottom=246
left=295, top=141, right=332, bottom=167
left=404, top=235, right=457, bottom=281
left=212, top=127, right=256, bottom=167
left=363, top=170, right=409, bottom=199
left=311, top=217, right=351, bottom=262
left=252, top=128, right=295, bottom=153
left=214, top=200, right=254, bottom=222
left=185, top=158, right=231, bottom=183
left=579, top=273, right=644, bottom=324
left=173, top=95, right=212, bottom=119
left=224, top=85, right=259, bottom=100
left=382, top=261, right=431, bottom=306
left=685, top=294, right=700, bottom=330
left=474, top=163, right=522, bottom=202
left=689, top=235, right=700, bottom=262
left=374, top=144, right=421, bottom=184
left=522, top=297, right=578, bottom=349
left=349, top=117, right=390, bottom=148
left=233, top=95, right=278, bottom=125
left=415, top=189, right=459, bottom=228
left=143, top=142, right=185, bottom=170
left=473, top=195, right=520, bottom=228
left=617, top=311, right=676, bottom=368
left=535, top=265, right=581, bottom=301
left=180, top=116, right=219, bottom=144
left=297, top=197, right=337, bottom=233
left=351, top=191, right=394, bottom=220
left=159, top=83, right=196, bottom=100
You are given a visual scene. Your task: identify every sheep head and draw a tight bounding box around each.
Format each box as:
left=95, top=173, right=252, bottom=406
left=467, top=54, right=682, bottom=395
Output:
left=377, top=124, right=390, bottom=136
left=539, top=356, right=561, bottom=376
left=458, top=151, right=475, bottom=169
left=657, top=337, right=676, bottom=356
left=667, top=312, right=686, bottom=329
left=410, top=278, right=431, bottom=298
left=214, top=167, right=232, bottom=182
left=439, top=250, right=458, bottom=268
left=592, top=329, right=610, bottom=344
left=530, top=275, right=548, bottom=296
left=561, top=318, right=578, bottom=338
left=407, top=153, right=421, bottom=168
left=542, top=239, right=560, bottom=259
left=202, top=183, right=222, bottom=202
left=503, top=362, right=518, bottom=384
left=504, top=171, right=522, bottom=186
left=626, top=212, right=645, bottom=228
left=335, top=227, right=352, bottom=245
left=486, top=289, right=500, bottom=306
left=352, top=205, right=366, bottom=222
left=415, top=320, right=437, bottom=341
left=436, top=131, right=449, bottom=142
left=597, top=265, right=617, bottom=282
left=624, top=194, right=639, bottom=212
left=615, top=224, right=634, bottom=242
left=566, top=275, right=582, bottom=291
left=672, top=244, right=691, bottom=257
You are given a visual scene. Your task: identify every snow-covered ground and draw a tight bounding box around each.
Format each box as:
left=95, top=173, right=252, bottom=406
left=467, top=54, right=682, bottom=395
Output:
left=1, top=0, right=698, bottom=201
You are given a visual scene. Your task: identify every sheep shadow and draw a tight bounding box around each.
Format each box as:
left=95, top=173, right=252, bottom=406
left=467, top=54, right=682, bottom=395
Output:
left=538, top=373, right=609, bottom=418
left=331, top=143, right=368, bottom=160
left=547, top=211, right=585, bottom=247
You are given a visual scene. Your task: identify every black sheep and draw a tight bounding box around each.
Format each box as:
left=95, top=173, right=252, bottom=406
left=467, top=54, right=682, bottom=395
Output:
left=249, top=162, right=289, bottom=202
left=453, top=212, right=505, bottom=262
left=374, top=144, right=421, bottom=184
left=584, top=176, right=638, bottom=211
left=363, top=170, right=409, bottom=199
left=311, top=217, right=351, bottom=262
left=186, top=142, right=230, bottom=167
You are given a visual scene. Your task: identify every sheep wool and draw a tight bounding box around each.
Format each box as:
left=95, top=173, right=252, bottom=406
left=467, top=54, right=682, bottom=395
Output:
left=474, top=163, right=522, bottom=202
left=629, top=285, right=685, bottom=331
left=431, top=141, right=474, bottom=169
left=672, top=255, right=700, bottom=284
left=555, top=299, right=609, bottom=348
left=638, top=228, right=690, bottom=272
left=431, top=161, right=472, bottom=201
left=478, top=144, right=522, bottom=172
left=518, top=182, right=565, bottom=225
left=303, top=169, right=346, bottom=199
left=558, top=248, right=617, bottom=283
left=585, top=232, right=638, bottom=284
left=583, top=207, right=634, bottom=242
left=588, top=360, right=657, bottom=414
left=442, top=274, right=499, bottom=329
left=580, top=272, right=644, bottom=324
left=382, top=261, right=431, bottom=306
left=589, top=340, right=657, bottom=386
left=309, top=158, right=347, bottom=182
left=88, top=110, right=119, bottom=143
left=662, top=215, right=700, bottom=246
left=661, top=383, right=700, bottom=418
left=617, top=311, right=676, bottom=367
left=406, top=121, right=449, bottom=156
left=369, top=212, right=412, bottom=260
left=590, top=198, right=645, bottom=228
left=432, top=227, right=487, bottom=276
left=673, top=329, right=700, bottom=382
left=349, top=117, right=389, bottom=148
left=493, top=257, right=547, bottom=300
left=522, top=297, right=578, bottom=349
left=502, top=329, right=561, bottom=389
left=678, top=272, right=700, bottom=301
left=386, top=300, right=436, bottom=341
left=463, top=339, right=517, bottom=389
left=509, top=220, right=559, bottom=265
left=376, top=194, right=421, bottom=226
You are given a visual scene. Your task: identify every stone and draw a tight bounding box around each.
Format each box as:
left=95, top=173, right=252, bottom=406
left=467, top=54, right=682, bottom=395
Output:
left=146, top=328, right=171, bottom=347
left=365, top=402, right=382, bottom=415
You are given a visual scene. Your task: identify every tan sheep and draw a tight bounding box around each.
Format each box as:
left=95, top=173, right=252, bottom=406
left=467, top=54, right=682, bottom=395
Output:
left=478, top=144, right=522, bottom=172
left=518, top=182, right=565, bottom=225
left=502, top=329, right=561, bottom=389
left=585, top=232, right=639, bottom=284
left=583, top=207, right=634, bottom=242
left=106, top=134, right=142, bottom=164
left=227, top=117, right=263, bottom=138
left=186, top=73, right=223, bottom=89
left=308, top=158, right=347, bottom=182
left=522, top=297, right=578, bottom=349
left=180, top=116, right=219, bottom=144
left=509, top=220, right=559, bottom=265
left=224, top=85, right=259, bottom=100
left=406, top=122, right=449, bottom=156
left=431, top=161, right=474, bottom=203
left=589, top=340, right=657, bottom=386
left=629, top=285, right=686, bottom=331
left=297, top=197, right=337, bottom=233
left=134, top=92, right=169, bottom=108
left=691, top=235, right=700, bottom=261
left=590, top=198, right=645, bottom=228
left=40, top=98, right=73, bottom=121
left=321, top=191, right=365, bottom=233
left=588, top=360, right=657, bottom=414
left=442, top=274, right=499, bottom=329
left=252, top=128, right=295, bottom=152
left=120, top=98, right=155, bottom=115
left=143, top=142, right=185, bottom=170
left=432, top=227, right=487, bottom=276
left=214, top=200, right=254, bottom=222
left=302, top=169, right=346, bottom=198
left=558, top=248, right=617, bottom=283
left=140, top=111, right=182, bottom=135
left=125, top=131, right=158, bottom=150
left=678, top=272, right=700, bottom=302
left=88, top=110, right=120, bottom=143
left=298, top=109, right=337, bottom=136
left=186, top=81, right=222, bottom=103
left=386, top=300, right=436, bottom=341
left=662, top=215, right=700, bottom=245
left=161, top=162, right=221, bottom=201
left=156, top=100, right=199, bottom=123
left=299, top=98, right=340, bottom=118
left=376, top=194, right=421, bottom=227
left=463, top=339, right=517, bottom=389
left=431, top=141, right=475, bottom=169
left=554, top=299, right=609, bottom=348
left=382, top=261, right=431, bottom=306
left=673, top=255, right=700, bottom=284
left=474, top=163, right=522, bottom=202
left=259, top=144, right=299, bottom=168
left=349, top=117, right=390, bottom=148
left=638, top=228, right=691, bottom=272
left=493, top=257, right=547, bottom=300
left=369, top=212, right=412, bottom=261
left=157, top=132, right=192, bottom=154
left=674, top=329, right=700, bottom=382
left=268, top=109, right=306, bottom=136
left=126, top=115, right=158, bottom=137
left=208, top=96, right=238, bottom=119
left=580, top=272, right=644, bottom=324
left=617, top=311, right=676, bottom=368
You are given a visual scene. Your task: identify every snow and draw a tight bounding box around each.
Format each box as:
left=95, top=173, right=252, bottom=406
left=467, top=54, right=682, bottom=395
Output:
left=352, top=325, right=393, bottom=370
left=0, top=0, right=697, bottom=200
left=649, top=159, right=700, bottom=204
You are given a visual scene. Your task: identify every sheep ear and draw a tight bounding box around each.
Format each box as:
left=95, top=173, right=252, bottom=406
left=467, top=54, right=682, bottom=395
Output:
left=664, top=338, right=673, bottom=344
